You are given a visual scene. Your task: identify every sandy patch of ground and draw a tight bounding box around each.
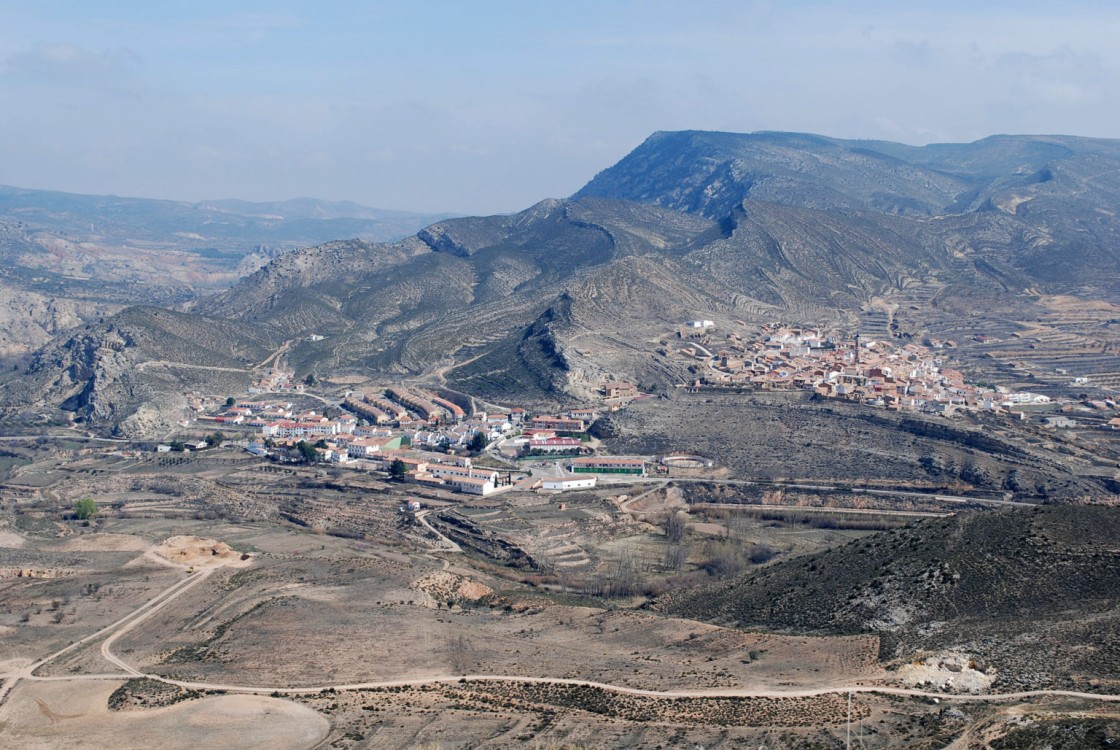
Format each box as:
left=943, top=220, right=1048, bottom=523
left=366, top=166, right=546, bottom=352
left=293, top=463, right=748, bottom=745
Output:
left=411, top=570, right=493, bottom=606
left=896, top=651, right=995, bottom=694
left=0, top=528, right=26, bottom=548
left=0, top=656, right=32, bottom=674
left=687, top=521, right=732, bottom=537
left=623, top=485, right=687, bottom=514
left=996, top=194, right=1034, bottom=215
left=148, top=536, right=253, bottom=570
left=0, top=680, right=328, bottom=750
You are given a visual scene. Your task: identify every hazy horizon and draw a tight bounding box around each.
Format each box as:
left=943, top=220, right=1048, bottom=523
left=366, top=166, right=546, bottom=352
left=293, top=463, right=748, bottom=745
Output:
left=2, top=1, right=1118, bottom=215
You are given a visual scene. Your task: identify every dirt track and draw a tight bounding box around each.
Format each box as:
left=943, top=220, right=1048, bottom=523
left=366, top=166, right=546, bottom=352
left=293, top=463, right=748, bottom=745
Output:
left=5, top=566, right=1120, bottom=709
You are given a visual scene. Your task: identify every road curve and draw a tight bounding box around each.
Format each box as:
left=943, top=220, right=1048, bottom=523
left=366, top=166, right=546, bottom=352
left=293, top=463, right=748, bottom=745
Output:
left=7, top=553, right=1120, bottom=714
left=0, top=569, right=211, bottom=705
left=414, top=509, right=462, bottom=553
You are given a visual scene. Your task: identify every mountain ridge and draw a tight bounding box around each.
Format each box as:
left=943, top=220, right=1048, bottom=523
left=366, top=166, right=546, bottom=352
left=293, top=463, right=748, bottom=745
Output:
left=7, top=130, right=1120, bottom=447
left=0, top=184, right=457, bottom=360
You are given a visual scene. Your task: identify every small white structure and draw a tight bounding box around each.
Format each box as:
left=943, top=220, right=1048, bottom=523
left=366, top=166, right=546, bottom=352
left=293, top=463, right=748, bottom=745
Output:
left=690, top=320, right=715, bottom=329
left=156, top=444, right=172, bottom=453
left=542, top=475, right=597, bottom=491
left=443, top=475, right=498, bottom=495
left=1044, top=415, right=1076, bottom=429
left=1001, top=392, right=1052, bottom=406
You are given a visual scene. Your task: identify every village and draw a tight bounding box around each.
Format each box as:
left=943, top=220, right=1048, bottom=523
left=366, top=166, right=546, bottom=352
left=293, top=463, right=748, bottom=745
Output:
left=160, top=320, right=1120, bottom=500
left=175, top=376, right=651, bottom=498
left=673, top=320, right=1077, bottom=416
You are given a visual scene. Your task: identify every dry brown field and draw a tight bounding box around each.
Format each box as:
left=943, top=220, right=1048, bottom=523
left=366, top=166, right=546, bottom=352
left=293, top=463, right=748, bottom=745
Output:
left=1, top=443, right=1116, bottom=748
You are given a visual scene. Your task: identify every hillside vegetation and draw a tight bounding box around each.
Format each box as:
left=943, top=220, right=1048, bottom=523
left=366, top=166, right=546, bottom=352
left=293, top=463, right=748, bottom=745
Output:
left=660, top=505, right=1120, bottom=690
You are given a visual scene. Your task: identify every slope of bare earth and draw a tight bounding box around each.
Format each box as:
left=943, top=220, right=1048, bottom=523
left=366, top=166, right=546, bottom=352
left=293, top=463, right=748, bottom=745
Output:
left=3, top=453, right=1120, bottom=748
left=0, top=680, right=327, bottom=750
left=105, top=543, right=879, bottom=693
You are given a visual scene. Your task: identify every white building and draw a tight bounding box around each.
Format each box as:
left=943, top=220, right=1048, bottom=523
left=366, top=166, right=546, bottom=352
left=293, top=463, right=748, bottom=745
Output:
left=542, top=475, right=597, bottom=491
left=441, top=474, right=498, bottom=495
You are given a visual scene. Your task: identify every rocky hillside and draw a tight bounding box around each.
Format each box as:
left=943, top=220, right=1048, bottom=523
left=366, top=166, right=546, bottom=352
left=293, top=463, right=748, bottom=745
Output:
left=660, top=504, right=1120, bottom=691
left=0, top=280, right=123, bottom=361
left=9, top=131, right=1120, bottom=435
left=576, top=130, right=1120, bottom=291
left=3, top=306, right=272, bottom=435
left=0, top=187, right=454, bottom=360
left=596, top=390, right=1112, bottom=499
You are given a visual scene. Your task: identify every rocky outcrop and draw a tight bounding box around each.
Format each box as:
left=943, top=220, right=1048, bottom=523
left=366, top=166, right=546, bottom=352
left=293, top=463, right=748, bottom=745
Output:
left=5, top=307, right=269, bottom=434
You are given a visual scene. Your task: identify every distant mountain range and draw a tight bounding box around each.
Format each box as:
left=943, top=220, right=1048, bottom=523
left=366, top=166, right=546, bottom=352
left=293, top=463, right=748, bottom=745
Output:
left=0, top=185, right=455, bottom=359
left=0, top=185, right=455, bottom=249
left=6, top=131, right=1120, bottom=446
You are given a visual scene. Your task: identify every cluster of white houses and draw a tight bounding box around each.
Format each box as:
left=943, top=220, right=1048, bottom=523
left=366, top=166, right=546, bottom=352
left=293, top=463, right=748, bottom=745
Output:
left=683, top=323, right=1058, bottom=415
left=247, top=369, right=302, bottom=395
left=194, top=378, right=662, bottom=495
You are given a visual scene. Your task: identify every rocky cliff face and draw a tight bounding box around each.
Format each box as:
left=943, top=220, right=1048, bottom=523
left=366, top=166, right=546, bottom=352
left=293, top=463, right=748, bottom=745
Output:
left=4, top=307, right=270, bottom=435
left=0, top=282, right=123, bottom=361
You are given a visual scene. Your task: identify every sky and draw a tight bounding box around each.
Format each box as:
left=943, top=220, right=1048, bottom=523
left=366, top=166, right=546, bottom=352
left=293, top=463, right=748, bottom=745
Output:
left=1, top=1, right=1119, bottom=215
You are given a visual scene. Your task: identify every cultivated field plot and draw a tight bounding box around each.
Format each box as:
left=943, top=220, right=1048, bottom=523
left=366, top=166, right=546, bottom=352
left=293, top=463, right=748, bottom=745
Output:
left=445, top=490, right=646, bottom=575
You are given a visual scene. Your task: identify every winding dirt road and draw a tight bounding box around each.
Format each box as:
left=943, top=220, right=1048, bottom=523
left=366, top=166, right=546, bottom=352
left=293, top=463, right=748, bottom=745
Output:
left=4, top=561, right=1119, bottom=712
left=414, top=509, right=462, bottom=553
left=0, top=569, right=213, bottom=705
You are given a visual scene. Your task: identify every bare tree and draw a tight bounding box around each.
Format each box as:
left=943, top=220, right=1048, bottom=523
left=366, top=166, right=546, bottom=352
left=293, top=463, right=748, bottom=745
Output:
left=664, top=513, right=686, bottom=543
left=607, top=548, right=639, bottom=597
left=663, top=542, right=687, bottom=573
